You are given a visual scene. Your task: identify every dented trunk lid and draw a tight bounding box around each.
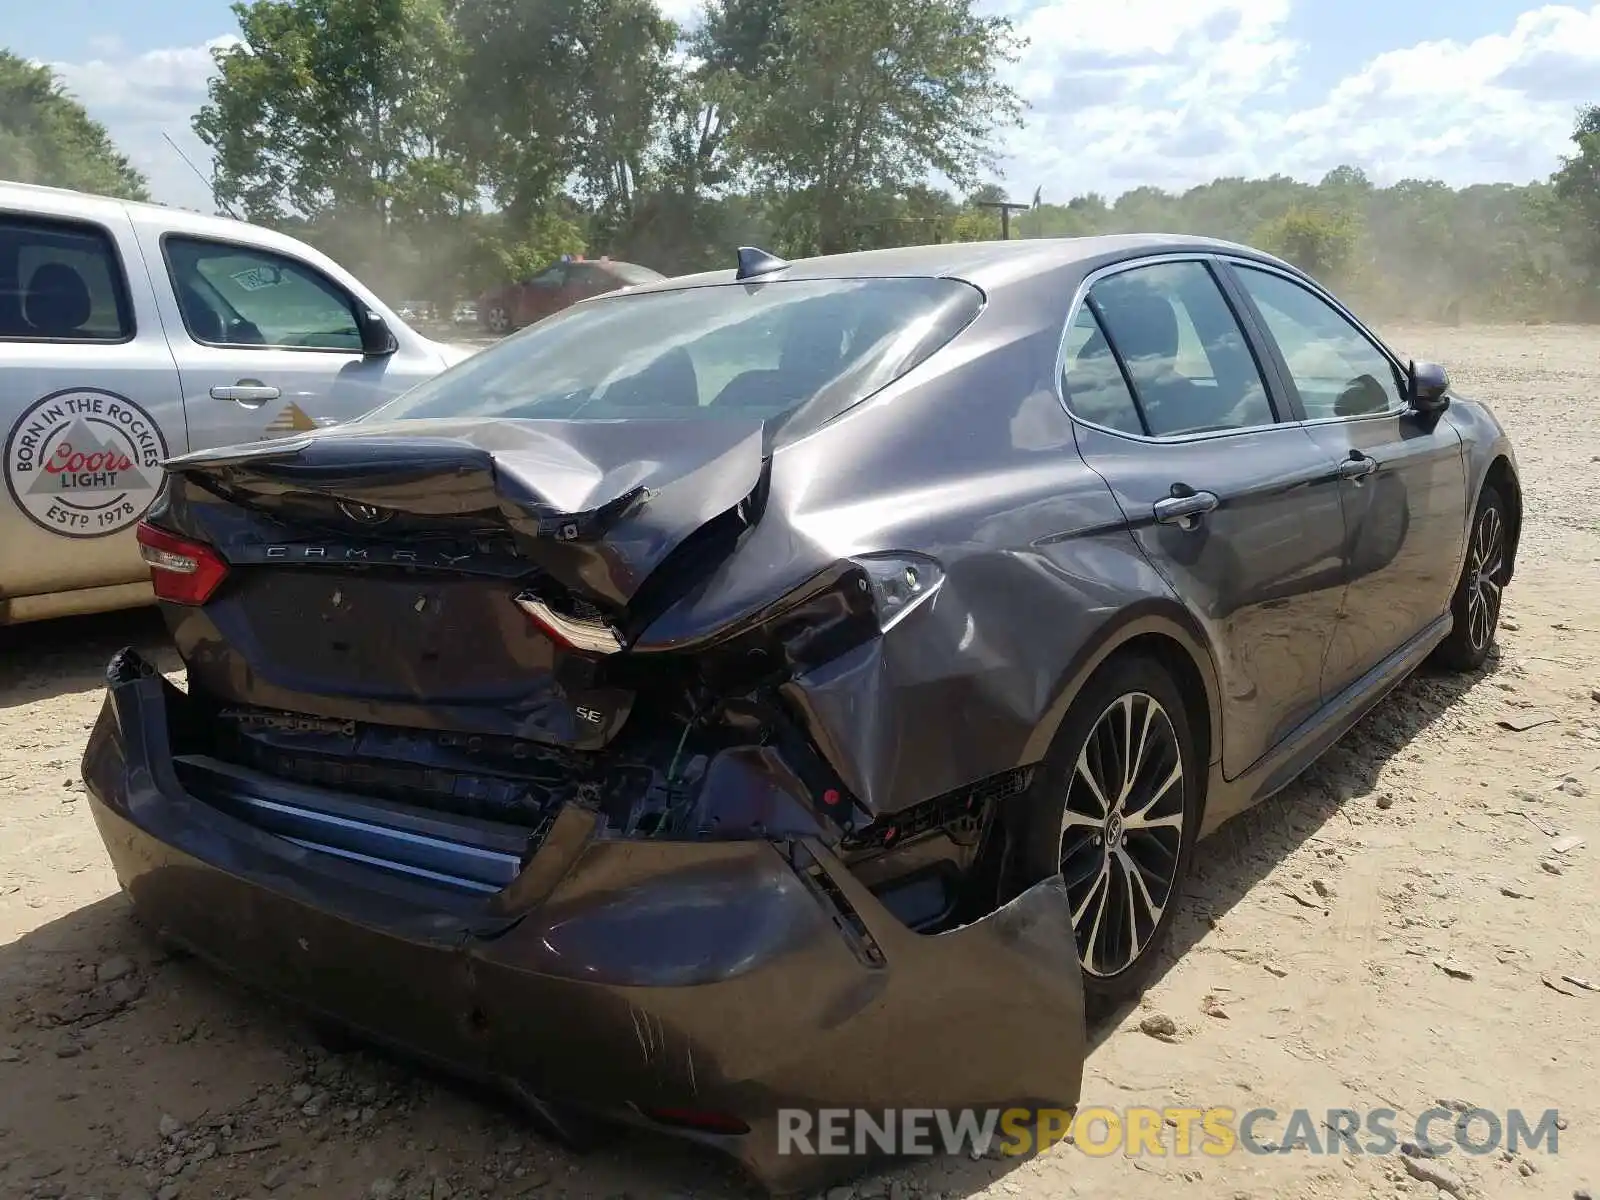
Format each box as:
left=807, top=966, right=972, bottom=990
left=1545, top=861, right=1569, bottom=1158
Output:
left=163, top=416, right=767, bottom=609
left=156, top=416, right=767, bottom=749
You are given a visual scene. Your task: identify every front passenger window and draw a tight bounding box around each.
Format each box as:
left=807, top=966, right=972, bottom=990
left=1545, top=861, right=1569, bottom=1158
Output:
left=1088, top=261, right=1276, bottom=437
left=1232, top=265, right=1406, bottom=419
left=165, top=237, right=364, bottom=352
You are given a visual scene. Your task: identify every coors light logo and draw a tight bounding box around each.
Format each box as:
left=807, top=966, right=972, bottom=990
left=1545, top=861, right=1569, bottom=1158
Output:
left=4, top=388, right=169, bottom=538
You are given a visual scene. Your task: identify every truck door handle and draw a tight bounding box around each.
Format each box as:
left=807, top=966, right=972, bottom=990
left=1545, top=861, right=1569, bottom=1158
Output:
left=1153, top=489, right=1219, bottom=528
left=1337, top=452, right=1378, bottom=480
left=210, top=382, right=280, bottom=406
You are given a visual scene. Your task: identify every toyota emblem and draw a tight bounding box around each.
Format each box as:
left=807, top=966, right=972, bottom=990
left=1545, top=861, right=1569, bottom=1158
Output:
left=337, top=500, right=393, bottom=526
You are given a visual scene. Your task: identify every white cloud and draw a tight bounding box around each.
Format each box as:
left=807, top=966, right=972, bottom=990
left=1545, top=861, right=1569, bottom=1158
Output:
left=994, top=1, right=1600, bottom=202
left=37, top=3, right=1600, bottom=216
left=48, top=37, right=241, bottom=212
left=1266, top=4, right=1600, bottom=187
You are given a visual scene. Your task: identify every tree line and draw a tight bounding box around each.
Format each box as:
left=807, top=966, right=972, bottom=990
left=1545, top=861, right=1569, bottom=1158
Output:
left=190, top=0, right=1024, bottom=304
left=7, top=5, right=1600, bottom=323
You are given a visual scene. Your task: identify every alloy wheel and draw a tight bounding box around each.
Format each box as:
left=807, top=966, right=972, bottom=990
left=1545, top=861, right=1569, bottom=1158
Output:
left=487, top=306, right=510, bottom=335
left=1059, top=691, right=1187, bottom=978
left=1466, top=504, right=1506, bottom=652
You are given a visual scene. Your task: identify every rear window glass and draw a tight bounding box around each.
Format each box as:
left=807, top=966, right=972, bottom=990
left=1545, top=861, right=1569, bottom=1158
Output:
left=366, top=277, right=983, bottom=439
left=0, top=216, right=132, bottom=341
left=610, top=263, right=664, bottom=285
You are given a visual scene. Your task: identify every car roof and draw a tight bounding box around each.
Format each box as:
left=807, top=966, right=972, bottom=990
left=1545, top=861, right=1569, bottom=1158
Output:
left=618, top=234, right=1288, bottom=294
left=0, top=180, right=305, bottom=244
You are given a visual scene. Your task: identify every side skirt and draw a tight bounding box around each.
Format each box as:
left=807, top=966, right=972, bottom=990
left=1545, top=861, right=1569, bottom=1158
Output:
left=1198, top=614, right=1452, bottom=837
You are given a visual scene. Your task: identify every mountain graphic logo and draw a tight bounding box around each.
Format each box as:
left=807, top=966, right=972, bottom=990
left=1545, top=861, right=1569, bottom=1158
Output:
left=263, top=402, right=321, bottom=436
left=28, top=418, right=156, bottom=496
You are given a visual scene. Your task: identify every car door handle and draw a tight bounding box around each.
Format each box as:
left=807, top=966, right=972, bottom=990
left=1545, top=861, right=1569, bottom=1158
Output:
left=1337, top=452, right=1378, bottom=480
left=1153, top=490, right=1219, bottom=527
left=210, top=383, right=280, bottom=405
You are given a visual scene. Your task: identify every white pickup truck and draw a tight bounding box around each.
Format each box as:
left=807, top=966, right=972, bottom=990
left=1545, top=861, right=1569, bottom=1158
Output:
left=0, top=181, right=473, bottom=625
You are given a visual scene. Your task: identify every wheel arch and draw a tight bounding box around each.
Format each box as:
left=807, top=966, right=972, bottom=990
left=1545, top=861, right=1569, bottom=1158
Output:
left=1483, top=453, right=1522, bottom=579
left=1023, top=602, right=1222, bottom=824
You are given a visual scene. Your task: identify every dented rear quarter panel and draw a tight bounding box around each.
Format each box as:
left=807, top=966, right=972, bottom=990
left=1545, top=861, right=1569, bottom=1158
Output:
left=636, top=255, right=1220, bottom=818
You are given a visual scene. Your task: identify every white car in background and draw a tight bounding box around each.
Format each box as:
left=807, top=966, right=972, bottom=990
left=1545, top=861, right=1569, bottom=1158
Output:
left=0, top=181, right=474, bottom=625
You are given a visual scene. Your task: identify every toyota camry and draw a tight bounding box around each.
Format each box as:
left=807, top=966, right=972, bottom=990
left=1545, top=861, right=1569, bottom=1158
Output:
left=82, top=235, right=1519, bottom=1191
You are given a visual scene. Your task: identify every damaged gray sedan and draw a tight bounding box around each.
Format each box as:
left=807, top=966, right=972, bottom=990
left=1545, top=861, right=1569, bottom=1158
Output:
left=83, top=235, right=1519, bottom=1191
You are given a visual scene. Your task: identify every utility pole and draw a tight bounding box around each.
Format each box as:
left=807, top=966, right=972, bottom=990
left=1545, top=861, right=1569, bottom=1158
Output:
left=975, top=197, right=1033, bottom=240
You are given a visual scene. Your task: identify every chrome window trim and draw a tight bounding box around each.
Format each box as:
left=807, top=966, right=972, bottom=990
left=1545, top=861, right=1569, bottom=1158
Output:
left=1051, top=251, right=1290, bottom=445
left=1219, top=256, right=1412, bottom=427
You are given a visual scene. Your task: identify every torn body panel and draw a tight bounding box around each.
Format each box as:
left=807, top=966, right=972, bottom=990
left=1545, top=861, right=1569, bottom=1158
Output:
left=159, top=415, right=769, bottom=611
left=634, top=281, right=1211, bottom=819
left=83, top=653, right=1087, bottom=1193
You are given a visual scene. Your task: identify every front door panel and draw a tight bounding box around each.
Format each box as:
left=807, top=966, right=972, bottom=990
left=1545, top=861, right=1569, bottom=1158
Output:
left=1305, top=416, right=1466, bottom=695
left=133, top=225, right=441, bottom=452
left=1222, top=261, right=1469, bottom=696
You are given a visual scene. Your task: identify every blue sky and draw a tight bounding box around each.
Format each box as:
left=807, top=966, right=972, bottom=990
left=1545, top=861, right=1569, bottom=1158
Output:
left=10, top=0, right=1599, bottom=213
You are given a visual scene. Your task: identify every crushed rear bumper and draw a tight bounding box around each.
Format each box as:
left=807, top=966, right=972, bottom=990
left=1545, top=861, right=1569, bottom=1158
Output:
left=80, top=649, right=1086, bottom=1193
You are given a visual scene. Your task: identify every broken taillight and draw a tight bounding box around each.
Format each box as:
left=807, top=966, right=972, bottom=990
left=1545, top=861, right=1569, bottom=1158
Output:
left=135, top=521, right=229, bottom=605
left=512, top=590, right=625, bottom=654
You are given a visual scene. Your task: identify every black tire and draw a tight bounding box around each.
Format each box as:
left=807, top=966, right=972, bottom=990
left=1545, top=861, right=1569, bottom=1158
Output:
left=1432, top=484, right=1509, bottom=673
left=484, top=304, right=511, bottom=335
left=1014, top=653, right=1202, bottom=1014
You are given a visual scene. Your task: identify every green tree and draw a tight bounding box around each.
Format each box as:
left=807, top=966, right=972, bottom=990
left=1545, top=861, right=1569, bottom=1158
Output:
left=196, top=0, right=465, bottom=224
left=1550, top=104, right=1600, bottom=297
left=0, top=51, right=148, bottom=199
left=726, top=0, right=1025, bottom=254
left=1252, top=204, right=1361, bottom=283
left=453, top=0, right=676, bottom=226
left=194, top=0, right=477, bottom=300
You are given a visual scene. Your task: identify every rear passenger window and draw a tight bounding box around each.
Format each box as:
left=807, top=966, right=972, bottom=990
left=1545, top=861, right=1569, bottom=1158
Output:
left=1088, top=261, right=1275, bottom=437
left=1061, top=305, right=1143, bottom=434
left=0, top=217, right=132, bottom=342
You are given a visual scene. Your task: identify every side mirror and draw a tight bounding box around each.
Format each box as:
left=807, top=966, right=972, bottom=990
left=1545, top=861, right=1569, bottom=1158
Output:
left=356, top=307, right=396, bottom=358
left=1407, top=359, right=1450, bottom=414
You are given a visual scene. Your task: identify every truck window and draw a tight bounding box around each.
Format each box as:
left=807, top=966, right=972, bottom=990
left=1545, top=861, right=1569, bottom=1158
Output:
left=163, top=237, right=364, bottom=353
left=0, top=216, right=133, bottom=342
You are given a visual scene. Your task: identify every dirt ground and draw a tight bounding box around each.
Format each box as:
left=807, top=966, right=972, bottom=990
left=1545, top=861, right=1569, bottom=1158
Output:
left=2, top=323, right=1598, bottom=1200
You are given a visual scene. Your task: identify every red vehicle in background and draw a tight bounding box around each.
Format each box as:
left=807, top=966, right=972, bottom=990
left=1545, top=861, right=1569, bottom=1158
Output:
left=477, top=255, right=665, bottom=334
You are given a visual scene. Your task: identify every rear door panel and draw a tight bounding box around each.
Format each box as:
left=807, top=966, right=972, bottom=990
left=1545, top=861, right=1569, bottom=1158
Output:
left=1076, top=423, right=1347, bottom=778
left=0, top=204, right=187, bottom=601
